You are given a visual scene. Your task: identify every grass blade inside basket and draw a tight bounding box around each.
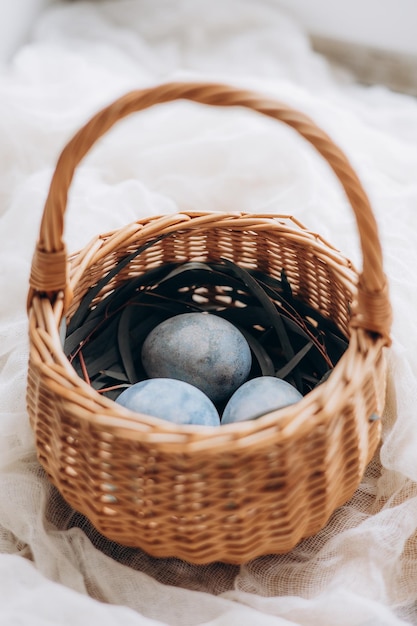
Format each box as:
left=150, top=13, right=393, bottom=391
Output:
left=64, top=250, right=348, bottom=402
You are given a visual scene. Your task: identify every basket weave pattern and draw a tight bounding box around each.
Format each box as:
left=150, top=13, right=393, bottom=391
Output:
left=27, top=83, right=391, bottom=564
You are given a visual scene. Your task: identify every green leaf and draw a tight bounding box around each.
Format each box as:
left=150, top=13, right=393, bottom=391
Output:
left=233, top=325, right=275, bottom=376
left=275, top=341, right=314, bottom=379
left=99, top=370, right=130, bottom=382
left=217, top=306, right=271, bottom=328
left=68, top=233, right=171, bottom=332
left=117, top=305, right=138, bottom=384
left=64, top=315, right=104, bottom=355
left=219, top=258, right=299, bottom=384
left=129, top=312, right=168, bottom=345
left=65, top=254, right=348, bottom=403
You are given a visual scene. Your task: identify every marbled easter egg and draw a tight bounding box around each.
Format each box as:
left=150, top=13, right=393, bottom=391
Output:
left=221, top=376, right=303, bottom=424
left=141, top=313, right=252, bottom=403
left=116, top=378, right=220, bottom=426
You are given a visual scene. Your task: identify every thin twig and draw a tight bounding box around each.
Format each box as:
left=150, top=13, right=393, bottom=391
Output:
left=78, top=350, right=90, bottom=385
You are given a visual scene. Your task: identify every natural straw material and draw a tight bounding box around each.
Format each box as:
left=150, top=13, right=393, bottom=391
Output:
left=27, top=82, right=392, bottom=564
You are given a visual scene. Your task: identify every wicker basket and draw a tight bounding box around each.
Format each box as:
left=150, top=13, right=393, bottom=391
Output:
left=27, top=82, right=392, bottom=565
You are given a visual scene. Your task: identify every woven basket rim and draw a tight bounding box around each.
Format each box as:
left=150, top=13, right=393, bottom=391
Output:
left=28, top=206, right=387, bottom=452
left=31, top=298, right=383, bottom=458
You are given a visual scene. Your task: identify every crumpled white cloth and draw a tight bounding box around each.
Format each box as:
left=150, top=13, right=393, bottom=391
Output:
left=1, top=1, right=417, bottom=624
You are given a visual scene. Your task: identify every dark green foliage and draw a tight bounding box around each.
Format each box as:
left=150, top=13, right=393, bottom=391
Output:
left=64, top=252, right=348, bottom=403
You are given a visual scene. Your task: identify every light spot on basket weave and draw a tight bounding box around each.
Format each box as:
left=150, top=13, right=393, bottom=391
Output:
left=190, top=473, right=204, bottom=481
left=98, top=450, right=112, bottom=461
left=101, top=494, right=117, bottom=504
left=102, top=506, right=117, bottom=516
left=193, top=523, right=208, bottom=533
left=147, top=521, right=158, bottom=530
left=213, top=294, right=232, bottom=305
left=65, top=466, right=78, bottom=477
left=101, top=483, right=117, bottom=492
left=227, top=532, right=243, bottom=541
left=193, top=483, right=207, bottom=492
left=98, top=440, right=113, bottom=451
left=270, top=510, right=283, bottom=519
left=65, top=429, right=79, bottom=442
left=132, top=468, right=145, bottom=478
left=99, top=432, right=115, bottom=443
left=267, top=450, right=280, bottom=462
left=192, top=291, right=210, bottom=304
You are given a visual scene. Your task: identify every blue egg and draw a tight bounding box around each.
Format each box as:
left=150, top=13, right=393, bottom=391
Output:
left=115, top=378, right=220, bottom=426
left=141, top=313, right=252, bottom=403
left=221, top=376, right=303, bottom=425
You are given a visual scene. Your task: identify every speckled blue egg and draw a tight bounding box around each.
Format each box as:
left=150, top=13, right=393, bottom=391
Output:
left=141, top=313, right=252, bottom=403
left=221, top=376, right=303, bottom=425
left=115, top=378, right=220, bottom=426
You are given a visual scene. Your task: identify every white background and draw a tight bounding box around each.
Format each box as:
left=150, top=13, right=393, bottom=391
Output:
left=276, top=0, right=417, bottom=55
left=1, top=0, right=417, bottom=62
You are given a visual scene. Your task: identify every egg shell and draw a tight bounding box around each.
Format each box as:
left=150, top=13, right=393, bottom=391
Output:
left=221, top=376, right=303, bottom=424
left=115, top=378, right=220, bottom=426
left=141, top=312, right=252, bottom=403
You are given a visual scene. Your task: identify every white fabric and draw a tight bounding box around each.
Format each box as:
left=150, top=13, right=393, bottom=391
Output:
left=1, top=1, right=417, bottom=624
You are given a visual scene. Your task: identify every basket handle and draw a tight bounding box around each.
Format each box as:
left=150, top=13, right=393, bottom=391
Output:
left=28, top=81, right=392, bottom=343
